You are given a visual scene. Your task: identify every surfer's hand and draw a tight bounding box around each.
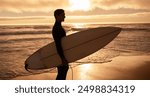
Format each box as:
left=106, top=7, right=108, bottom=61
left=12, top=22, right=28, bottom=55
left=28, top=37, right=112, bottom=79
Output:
left=61, top=58, right=68, bottom=65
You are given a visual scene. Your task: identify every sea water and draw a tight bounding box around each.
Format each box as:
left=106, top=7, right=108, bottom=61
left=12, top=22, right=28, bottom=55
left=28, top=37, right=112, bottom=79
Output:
left=0, top=23, right=150, bottom=79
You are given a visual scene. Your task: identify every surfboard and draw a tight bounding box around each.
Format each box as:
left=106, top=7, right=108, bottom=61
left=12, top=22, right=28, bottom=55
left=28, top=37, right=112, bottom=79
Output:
left=25, top=27, right=121, bottom=70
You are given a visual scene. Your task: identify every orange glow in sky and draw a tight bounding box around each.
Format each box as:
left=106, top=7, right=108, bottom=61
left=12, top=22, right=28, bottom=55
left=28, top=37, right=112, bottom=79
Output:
left=0, top=0, right=150, bottom=25
left=69, top=0, right=90, bottom=11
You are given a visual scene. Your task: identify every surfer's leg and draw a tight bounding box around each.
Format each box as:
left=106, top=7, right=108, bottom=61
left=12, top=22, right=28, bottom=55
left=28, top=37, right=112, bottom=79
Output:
left=56, top=64, right=69, bottom=80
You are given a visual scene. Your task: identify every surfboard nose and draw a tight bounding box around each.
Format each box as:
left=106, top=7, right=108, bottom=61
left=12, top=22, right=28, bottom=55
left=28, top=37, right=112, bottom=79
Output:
left=118, top=27, right=122, bottom=31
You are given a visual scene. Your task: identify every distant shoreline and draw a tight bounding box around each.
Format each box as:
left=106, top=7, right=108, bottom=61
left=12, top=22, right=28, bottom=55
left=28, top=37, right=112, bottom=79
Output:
left=0, top=22, right=150, bottom=26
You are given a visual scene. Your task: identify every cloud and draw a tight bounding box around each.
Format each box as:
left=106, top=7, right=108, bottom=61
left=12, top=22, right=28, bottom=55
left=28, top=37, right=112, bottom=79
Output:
left=0, top=0, right=150, bottom=15
left=68, top=12, right=150, bottom=23
left=1, top=12, right=150, bottom=25
left=90, top=0, right=150, bottom=10
left=0, top=0, right=69, bottom=13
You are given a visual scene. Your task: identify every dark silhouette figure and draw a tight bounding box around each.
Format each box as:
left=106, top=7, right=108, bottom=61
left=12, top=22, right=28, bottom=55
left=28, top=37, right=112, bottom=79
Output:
left=52, top=9, right=69, bottom=80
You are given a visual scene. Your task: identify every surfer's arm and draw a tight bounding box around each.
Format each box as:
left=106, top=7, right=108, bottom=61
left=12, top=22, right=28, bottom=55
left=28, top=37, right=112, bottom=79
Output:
left=52, top=26, right=68, bottom=64
left=54, top=37, right=66, bottom=60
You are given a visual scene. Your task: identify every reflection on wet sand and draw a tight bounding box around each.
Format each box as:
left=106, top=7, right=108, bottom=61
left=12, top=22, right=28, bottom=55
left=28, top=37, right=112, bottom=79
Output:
left=13, top=55, right=150, bottom=80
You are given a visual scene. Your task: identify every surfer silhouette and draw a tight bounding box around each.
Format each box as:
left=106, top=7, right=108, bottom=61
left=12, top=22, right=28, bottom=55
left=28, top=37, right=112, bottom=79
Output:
left=52, top=9, right=69, bottom=80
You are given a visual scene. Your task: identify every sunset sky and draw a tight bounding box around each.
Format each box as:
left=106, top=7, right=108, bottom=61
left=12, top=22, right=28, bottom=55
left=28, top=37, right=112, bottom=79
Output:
left=0, top=0, right=150, bottom=25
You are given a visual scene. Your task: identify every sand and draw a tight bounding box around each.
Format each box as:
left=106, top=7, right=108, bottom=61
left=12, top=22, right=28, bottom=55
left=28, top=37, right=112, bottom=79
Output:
left=12, top=55, right=150, bottom=80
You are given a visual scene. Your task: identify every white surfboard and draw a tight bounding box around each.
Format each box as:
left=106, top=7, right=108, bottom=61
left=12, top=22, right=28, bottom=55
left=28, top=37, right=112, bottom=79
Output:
left=25, top=27, right=121, bottom=70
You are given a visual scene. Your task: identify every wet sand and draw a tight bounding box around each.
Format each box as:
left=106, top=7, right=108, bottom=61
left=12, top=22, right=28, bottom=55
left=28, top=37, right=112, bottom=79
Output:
left=12, top=55, right=150, bottom=80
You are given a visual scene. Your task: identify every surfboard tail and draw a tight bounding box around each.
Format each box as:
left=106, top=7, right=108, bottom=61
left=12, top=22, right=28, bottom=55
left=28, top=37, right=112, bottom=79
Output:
left=25, top=63, right=28, bottom=71
left=24, top=60, right=30, bottom=72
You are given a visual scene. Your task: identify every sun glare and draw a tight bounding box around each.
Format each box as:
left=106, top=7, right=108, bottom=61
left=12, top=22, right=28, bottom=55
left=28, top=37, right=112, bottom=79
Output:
left=69, top=0, right=90, bottom=11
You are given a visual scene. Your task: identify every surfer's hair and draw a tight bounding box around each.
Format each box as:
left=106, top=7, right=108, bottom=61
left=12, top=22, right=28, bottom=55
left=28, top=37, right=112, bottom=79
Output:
left=54, top=9, right=64, bottom=18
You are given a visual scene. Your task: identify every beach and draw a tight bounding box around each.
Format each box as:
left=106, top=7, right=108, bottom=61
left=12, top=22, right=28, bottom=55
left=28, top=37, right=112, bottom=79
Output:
left=12, top=55, right=150, bottom=80
left=0, top=23, right=150, bottom=80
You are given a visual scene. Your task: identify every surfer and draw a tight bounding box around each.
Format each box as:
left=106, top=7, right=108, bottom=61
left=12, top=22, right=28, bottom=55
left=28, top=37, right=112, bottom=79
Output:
left=52, top=9, right=69, bottom=80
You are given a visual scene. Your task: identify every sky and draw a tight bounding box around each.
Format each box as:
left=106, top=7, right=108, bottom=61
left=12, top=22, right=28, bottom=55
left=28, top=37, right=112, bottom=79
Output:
left=0, top=0, right=150, bottom=25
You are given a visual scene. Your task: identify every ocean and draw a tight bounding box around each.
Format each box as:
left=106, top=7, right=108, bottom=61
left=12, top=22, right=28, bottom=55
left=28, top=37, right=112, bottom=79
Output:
left=0, top=23, right=150, bottom=79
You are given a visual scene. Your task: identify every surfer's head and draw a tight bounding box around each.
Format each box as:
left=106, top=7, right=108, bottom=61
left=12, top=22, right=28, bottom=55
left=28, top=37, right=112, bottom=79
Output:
left=54, top=9, right=65, bottom=22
